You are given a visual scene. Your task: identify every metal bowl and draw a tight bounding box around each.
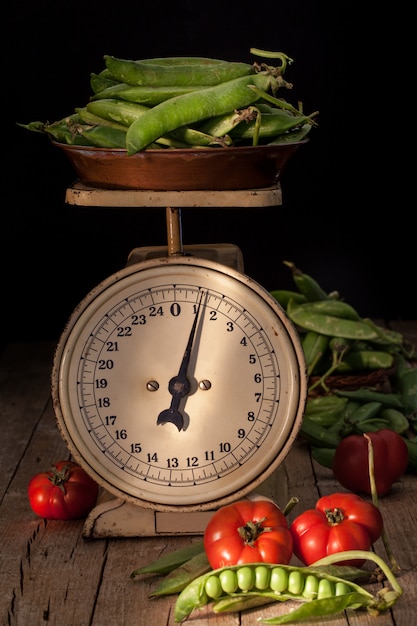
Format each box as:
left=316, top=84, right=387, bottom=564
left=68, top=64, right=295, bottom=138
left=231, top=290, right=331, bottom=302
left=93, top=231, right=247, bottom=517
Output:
left=54, top=141, right=307, bottom=191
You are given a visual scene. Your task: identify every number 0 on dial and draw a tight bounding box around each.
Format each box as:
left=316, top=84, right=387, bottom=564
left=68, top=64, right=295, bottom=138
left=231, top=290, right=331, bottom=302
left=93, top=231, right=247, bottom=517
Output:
left=52, top=256, right=307, bottom=512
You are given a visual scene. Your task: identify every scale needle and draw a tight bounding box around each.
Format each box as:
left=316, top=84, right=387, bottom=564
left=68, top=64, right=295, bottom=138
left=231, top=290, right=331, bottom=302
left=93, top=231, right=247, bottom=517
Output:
left=157, top=290, right=205, bottom=431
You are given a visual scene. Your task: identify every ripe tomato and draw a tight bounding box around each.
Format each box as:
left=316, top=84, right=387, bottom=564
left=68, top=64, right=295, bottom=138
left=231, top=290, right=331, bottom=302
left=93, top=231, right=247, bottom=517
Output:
left=332, top=429, right=409, bottom=496
left=203, top=499, right=293, bottom=569
left=289, top=492, right=383, bottom=567
left=28, top=461, right=99, bottom=520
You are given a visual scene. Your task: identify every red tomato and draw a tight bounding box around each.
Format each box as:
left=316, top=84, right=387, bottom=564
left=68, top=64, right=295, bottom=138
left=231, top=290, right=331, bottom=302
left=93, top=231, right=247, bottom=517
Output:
left=28, top=461, right=99, bottom=520
left=203, top=499, right=293, bottom=569
left=332, top=429, right=409, bottom=496
left=289, top=492, right=383, bottom=567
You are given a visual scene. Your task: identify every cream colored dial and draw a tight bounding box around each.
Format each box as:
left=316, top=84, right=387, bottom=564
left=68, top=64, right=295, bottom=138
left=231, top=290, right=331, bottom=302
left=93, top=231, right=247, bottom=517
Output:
left=52, top=255, right=307, bottom=512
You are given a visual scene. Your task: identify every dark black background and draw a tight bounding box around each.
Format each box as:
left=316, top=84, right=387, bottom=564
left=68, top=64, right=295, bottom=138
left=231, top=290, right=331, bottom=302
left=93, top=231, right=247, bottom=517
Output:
left=3, top=1, right=414, bottom=350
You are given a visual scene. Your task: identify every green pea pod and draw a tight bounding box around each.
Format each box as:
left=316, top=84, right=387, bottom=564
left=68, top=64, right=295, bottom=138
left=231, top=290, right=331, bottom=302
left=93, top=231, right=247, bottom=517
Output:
left=150, top=551, right=211, bottom=596
left=130, top=539, right=204, bottom=576
left=74, top=124, right=127, bottom=148
left=256, top=100, right=303, bottom=116
left=327, top=399, right=361, bottom=436
left=75, top=107, right=128, bottom=131
left=306, top=396, right=348, bottom=415
left=402, top=437, right=417, bottom=472
left=335, top=388, right=404, bottom=409
left=87, top=99, right=231, bottom=148
left=90, top=70, right=119, bottom=93
left=91, top=83, right=209, bottom=105
left=302, top=331, right=330, bottom=376
left=197, top=106, right=259, bottom=137
left=270, top=290, right=307, bottom=309
left=87, top=98, right=150, bottom=126
left=311, top=446, right=336, bottom=468
left=283, top=261, right=329, bottom=301
left=299, top=415, right=341, bottom=448
left=104, top=55, right=254, bottom=87
left=173, top=561, right=375, bottom=623
left=336, top=350, right=394, bottom=371
left=229, top=109, right=318, bottom=141
left=287, top=300, right=379, bottom=341
left=17, top=115, right=90, bottom=145
left=348, top=401, right=382, bottom=424
left=303, top=408, right=345, bottom=427
left=292, top=300, right=361, bottom=321
left=379, top=408, right=409, bottom=433
left=397, top=367, right=417, bottom=415
left=354, top=418, right=390, bottom=433
left=268, top=123, right=313, bottom=144
left=136, top=56, right=226, bottom=66
left=362, top=318, right=404, bottom=346
left=126, top=72, right=274, bottom=154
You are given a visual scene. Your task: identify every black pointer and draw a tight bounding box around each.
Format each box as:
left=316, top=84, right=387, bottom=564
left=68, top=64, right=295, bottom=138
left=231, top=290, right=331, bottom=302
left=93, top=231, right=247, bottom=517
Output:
left=157, top=291, right=204, bottom=431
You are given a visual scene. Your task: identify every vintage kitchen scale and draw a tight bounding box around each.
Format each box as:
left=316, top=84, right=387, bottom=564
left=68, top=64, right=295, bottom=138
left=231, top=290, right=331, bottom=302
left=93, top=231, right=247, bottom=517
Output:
left=51, top=144, right=308, bottom=539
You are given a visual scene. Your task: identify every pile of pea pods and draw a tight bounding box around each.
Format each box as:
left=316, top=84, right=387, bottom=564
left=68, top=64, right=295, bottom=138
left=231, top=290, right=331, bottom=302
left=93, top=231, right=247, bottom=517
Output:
left=18, top=49, right=318, bottom=153
left=270, top=261, right=417, bottom=472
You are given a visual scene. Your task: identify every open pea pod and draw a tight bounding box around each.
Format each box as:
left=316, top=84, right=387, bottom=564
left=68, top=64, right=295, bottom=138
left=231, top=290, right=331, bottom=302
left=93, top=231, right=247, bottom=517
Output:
left=173, top=561, right=373, bottom=622
left=173, top=551, right=402, bottom=623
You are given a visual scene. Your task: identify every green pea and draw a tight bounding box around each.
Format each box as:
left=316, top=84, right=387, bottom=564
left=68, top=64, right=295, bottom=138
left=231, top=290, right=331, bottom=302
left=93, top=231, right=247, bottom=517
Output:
left=317, top=578, right=334, bottom=599
left=254, top=565, right=271, bottom=590
left=219, top=569, right=238, bottom=594
left=335, top=581, right=352, bottom=595
left=205, top=575, right=223, bottom=599
left=270, top=567, right=288, bottom=592
left=237, top=566, right=255, bottom=592
left=302, top=574, right=319, bottom=599
left=288, top=570, right=304, bottom=595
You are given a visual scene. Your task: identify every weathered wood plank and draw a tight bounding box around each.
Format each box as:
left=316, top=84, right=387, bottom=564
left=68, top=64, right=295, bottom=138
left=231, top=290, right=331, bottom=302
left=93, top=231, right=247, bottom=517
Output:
left=0, top=341, right=56, bottom=498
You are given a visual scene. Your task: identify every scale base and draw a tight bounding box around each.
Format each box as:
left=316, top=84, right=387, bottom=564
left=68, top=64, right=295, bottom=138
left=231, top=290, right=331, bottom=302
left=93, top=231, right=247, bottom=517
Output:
left=83, top=465, right=288, bottom=539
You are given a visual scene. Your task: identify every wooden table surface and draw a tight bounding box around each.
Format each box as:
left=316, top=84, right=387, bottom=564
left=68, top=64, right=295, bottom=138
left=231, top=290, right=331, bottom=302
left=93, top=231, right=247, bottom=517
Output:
left=1, top=320, right=416, bottom=626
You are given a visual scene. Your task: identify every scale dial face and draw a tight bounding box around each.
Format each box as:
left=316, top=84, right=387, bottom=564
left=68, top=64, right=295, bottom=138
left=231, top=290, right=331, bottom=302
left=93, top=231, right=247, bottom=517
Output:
left=52, top=256, right=307, bottom=512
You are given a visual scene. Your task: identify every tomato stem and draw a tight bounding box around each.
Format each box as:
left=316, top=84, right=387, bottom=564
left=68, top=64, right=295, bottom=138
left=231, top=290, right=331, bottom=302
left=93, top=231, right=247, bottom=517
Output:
left=238, top=517, right=272, bottom=546
left=48, top=464, right=71, bottom=493
left=282, top=496, right=299, bottom=517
